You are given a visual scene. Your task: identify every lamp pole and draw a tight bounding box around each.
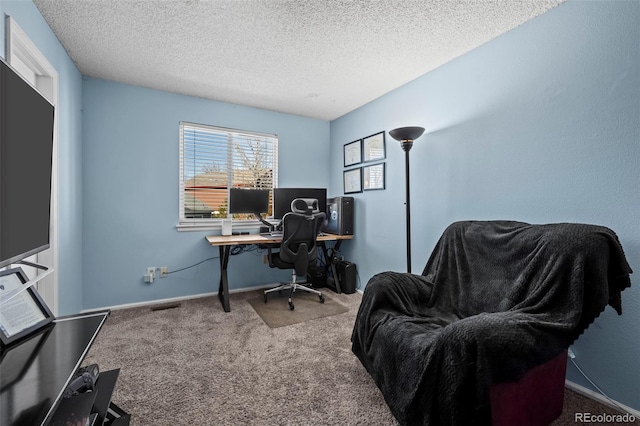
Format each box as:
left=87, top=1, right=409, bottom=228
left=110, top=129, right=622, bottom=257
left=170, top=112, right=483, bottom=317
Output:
left=389, top=126, right=425, bottom=274
left=401, top=140, right=413, bottom=273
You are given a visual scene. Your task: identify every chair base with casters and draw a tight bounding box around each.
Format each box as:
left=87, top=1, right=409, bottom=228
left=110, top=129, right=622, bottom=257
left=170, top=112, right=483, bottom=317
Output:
left=263, top=270, right=325, bottom=310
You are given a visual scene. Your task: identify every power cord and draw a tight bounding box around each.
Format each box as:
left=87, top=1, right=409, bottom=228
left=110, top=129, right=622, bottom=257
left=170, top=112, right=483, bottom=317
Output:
left=569, top=355, right=636, bottom=417
left=165, top=244, right=269, bottom=276
left=230, top=244, right=267, bottom=256
left=165, top=256, right=218, bottom=275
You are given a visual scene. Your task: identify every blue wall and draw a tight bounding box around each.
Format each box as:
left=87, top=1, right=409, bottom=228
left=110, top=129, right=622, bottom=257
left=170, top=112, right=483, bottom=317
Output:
left=1, top=1, right=84, bottom=315
left=330, top=0, right=639, bottom=411
left=81, top=78, right=330, bottom=309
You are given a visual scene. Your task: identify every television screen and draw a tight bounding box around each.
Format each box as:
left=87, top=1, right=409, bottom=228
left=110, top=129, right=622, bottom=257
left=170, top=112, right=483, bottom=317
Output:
left=0, top=58, right=55, bottom=269
left=273, top=188, right=327, bottom=219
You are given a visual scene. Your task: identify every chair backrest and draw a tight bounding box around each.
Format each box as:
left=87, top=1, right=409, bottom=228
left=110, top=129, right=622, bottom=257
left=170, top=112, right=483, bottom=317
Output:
left=279, top=198, right=326, bottom=275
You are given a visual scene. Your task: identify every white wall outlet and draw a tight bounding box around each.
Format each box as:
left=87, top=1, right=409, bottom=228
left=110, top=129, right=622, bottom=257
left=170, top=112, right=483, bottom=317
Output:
left=160, top=267, right=168, bottom=278
left=145, top=267, right=156, bottom=283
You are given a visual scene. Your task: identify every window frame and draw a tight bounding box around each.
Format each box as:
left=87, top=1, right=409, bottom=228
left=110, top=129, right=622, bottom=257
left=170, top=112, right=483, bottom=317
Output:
left=177, top=121, right=278, bottom=232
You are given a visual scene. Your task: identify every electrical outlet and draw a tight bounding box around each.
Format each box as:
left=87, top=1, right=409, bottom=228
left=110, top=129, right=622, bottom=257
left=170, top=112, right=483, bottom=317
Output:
left=160, top=267, right=168, bottom=278
left=145, top=267, right=156, bottom=284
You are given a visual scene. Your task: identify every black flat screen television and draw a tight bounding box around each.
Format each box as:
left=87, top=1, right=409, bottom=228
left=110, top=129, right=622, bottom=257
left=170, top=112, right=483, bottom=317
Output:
left=0, top=58, right=55, bottom=269
left=273, top=188, right=327, bottom=219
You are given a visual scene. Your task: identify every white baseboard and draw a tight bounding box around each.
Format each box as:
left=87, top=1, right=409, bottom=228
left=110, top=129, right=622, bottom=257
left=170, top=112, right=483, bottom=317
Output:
left=565, top=380, right=640, bottom=418
left=81, top=284, right=273, bottom=313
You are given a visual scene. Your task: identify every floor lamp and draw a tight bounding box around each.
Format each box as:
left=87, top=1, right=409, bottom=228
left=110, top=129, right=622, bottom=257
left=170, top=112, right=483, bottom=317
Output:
left=389, top=126, right=425, bottom=274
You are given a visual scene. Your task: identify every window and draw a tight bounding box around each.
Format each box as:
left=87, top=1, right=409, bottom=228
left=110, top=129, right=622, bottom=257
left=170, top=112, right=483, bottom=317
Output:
left=179, top=122, right=278, bottom=228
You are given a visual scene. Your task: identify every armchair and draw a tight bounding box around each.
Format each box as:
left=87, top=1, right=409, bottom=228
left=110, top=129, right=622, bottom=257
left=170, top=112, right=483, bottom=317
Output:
left=263, top=198, right=326, bottom=310
left=352, top=221, right=632, bottom=425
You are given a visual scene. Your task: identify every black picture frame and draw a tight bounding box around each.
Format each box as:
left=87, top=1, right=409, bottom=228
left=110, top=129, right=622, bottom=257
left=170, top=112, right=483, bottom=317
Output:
left=363, top=163, right=386, bottom=191
left=343, top=168, right=362, bottom=194
left=362, top=131, right=386, bottom=163
left=344, top=139, right=362, bottom=167
left=0, top=267, right=54, bottom=347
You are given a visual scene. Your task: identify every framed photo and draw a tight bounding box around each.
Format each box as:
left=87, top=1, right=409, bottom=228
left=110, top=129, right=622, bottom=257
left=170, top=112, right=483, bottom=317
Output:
left=363, top=131, right=386, bottom=163
left=0, top=267, right=54, bottom=347
left=343, top=168, right=362, bottom=194
left=344, top=139, right=362, bottom=167
left=363, top=163, right=385, bottom=191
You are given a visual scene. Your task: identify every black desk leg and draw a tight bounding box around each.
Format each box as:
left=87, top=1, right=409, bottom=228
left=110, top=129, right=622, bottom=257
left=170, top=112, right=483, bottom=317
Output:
left=320, top=241, right=342, bottom=294
left=218, top=245, right=231, bottom=312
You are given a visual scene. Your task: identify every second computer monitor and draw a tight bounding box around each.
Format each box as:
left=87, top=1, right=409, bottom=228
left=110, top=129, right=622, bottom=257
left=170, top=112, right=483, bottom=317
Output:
left=273, top=188, right=327, bottom=219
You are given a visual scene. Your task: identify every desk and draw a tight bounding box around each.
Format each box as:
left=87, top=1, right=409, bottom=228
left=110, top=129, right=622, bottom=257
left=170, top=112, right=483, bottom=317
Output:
left=205, top=233, right=353, bottom=312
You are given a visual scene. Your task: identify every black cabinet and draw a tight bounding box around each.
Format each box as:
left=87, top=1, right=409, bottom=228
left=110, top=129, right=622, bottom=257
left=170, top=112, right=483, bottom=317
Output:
left=0, top=311, right=130, bottom=426
left=49, top=369, right=130, bottom=426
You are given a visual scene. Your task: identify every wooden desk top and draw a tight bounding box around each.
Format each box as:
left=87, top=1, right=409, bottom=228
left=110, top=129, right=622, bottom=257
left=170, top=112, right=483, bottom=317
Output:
left=205, top=233, right=353, bottom=247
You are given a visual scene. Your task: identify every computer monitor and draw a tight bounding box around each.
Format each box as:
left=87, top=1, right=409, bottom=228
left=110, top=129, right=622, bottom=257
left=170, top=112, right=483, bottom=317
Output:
left=228, top=188, right=273, bottom=230
left=228, top=188, right=270, bottom=215
left=273, top=188, right=327, bottom=219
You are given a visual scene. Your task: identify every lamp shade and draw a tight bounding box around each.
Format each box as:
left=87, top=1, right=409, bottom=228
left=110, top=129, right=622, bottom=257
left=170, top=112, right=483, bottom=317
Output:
left=389, top=126, right=425, bottom=142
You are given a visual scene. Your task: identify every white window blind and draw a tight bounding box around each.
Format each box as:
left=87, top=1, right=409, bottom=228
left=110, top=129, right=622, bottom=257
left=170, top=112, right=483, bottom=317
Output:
left=179, top=122, right=278, bottom=226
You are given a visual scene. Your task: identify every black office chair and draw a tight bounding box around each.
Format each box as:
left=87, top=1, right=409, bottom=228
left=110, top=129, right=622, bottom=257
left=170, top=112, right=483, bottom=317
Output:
left=263, top=198, right=326, bottom=310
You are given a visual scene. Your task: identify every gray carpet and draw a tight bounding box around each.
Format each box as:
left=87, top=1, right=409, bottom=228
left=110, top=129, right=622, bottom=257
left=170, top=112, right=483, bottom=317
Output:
left=84, top=290, right=637, bottom=425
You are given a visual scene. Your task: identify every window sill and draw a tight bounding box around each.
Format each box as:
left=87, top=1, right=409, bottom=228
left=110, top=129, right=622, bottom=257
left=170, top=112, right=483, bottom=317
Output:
left=176, top=220, right=276, bottom=233
left=176, top=223, right=222, bottom=232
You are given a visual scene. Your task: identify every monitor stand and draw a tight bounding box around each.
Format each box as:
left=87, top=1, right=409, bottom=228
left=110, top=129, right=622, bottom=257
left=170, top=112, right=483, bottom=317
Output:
left=254, top=212, right=275, bottom=232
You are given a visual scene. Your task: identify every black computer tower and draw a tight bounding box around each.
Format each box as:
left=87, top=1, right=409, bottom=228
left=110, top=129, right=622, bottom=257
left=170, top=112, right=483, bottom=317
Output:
left=324, top=196, right=354, bottom=235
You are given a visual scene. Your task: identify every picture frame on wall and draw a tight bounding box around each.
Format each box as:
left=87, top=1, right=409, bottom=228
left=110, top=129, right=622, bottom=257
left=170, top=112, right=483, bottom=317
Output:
left=363, top=131, right=386, bottom=163
left=343, top=168, right=362, bottom=194
left=344, top=139, right=362, bottom=167
left=363, top=163, right=385, bottom=191
left=0, top=267, right=54, bottom=347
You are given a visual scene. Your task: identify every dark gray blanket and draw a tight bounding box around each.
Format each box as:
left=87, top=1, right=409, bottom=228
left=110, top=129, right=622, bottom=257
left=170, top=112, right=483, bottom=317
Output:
left=351, top=221, right=632, bottom=425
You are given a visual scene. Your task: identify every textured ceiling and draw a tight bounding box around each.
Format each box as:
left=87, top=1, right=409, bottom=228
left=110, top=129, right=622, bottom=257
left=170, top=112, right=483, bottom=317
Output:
left=33, top=0, right=564, bottom=121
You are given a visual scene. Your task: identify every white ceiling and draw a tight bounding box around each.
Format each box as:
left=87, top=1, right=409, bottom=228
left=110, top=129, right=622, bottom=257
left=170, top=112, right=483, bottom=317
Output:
left=33, top=0, right=564, bottom=121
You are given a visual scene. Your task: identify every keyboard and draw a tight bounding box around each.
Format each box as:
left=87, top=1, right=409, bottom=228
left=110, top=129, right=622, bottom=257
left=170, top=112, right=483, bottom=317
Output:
left=260, top=231, right=283, bottom=237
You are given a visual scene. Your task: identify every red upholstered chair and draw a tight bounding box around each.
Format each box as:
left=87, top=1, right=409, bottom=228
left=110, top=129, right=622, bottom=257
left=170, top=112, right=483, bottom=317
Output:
left=490, top=349, right=568, bottom=425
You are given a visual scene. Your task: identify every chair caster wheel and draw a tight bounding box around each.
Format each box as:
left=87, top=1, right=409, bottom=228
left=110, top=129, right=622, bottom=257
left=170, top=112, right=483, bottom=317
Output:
left=288, top=301, right=294, bottom=310
left=319, top=295, right=325, bottom=303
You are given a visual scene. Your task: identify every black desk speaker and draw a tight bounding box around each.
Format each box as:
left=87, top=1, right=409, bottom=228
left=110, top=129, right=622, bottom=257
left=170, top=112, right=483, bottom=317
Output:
left=325, top=196, right=354, bottom=235
left=337, top=261, right=356, bottom=294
